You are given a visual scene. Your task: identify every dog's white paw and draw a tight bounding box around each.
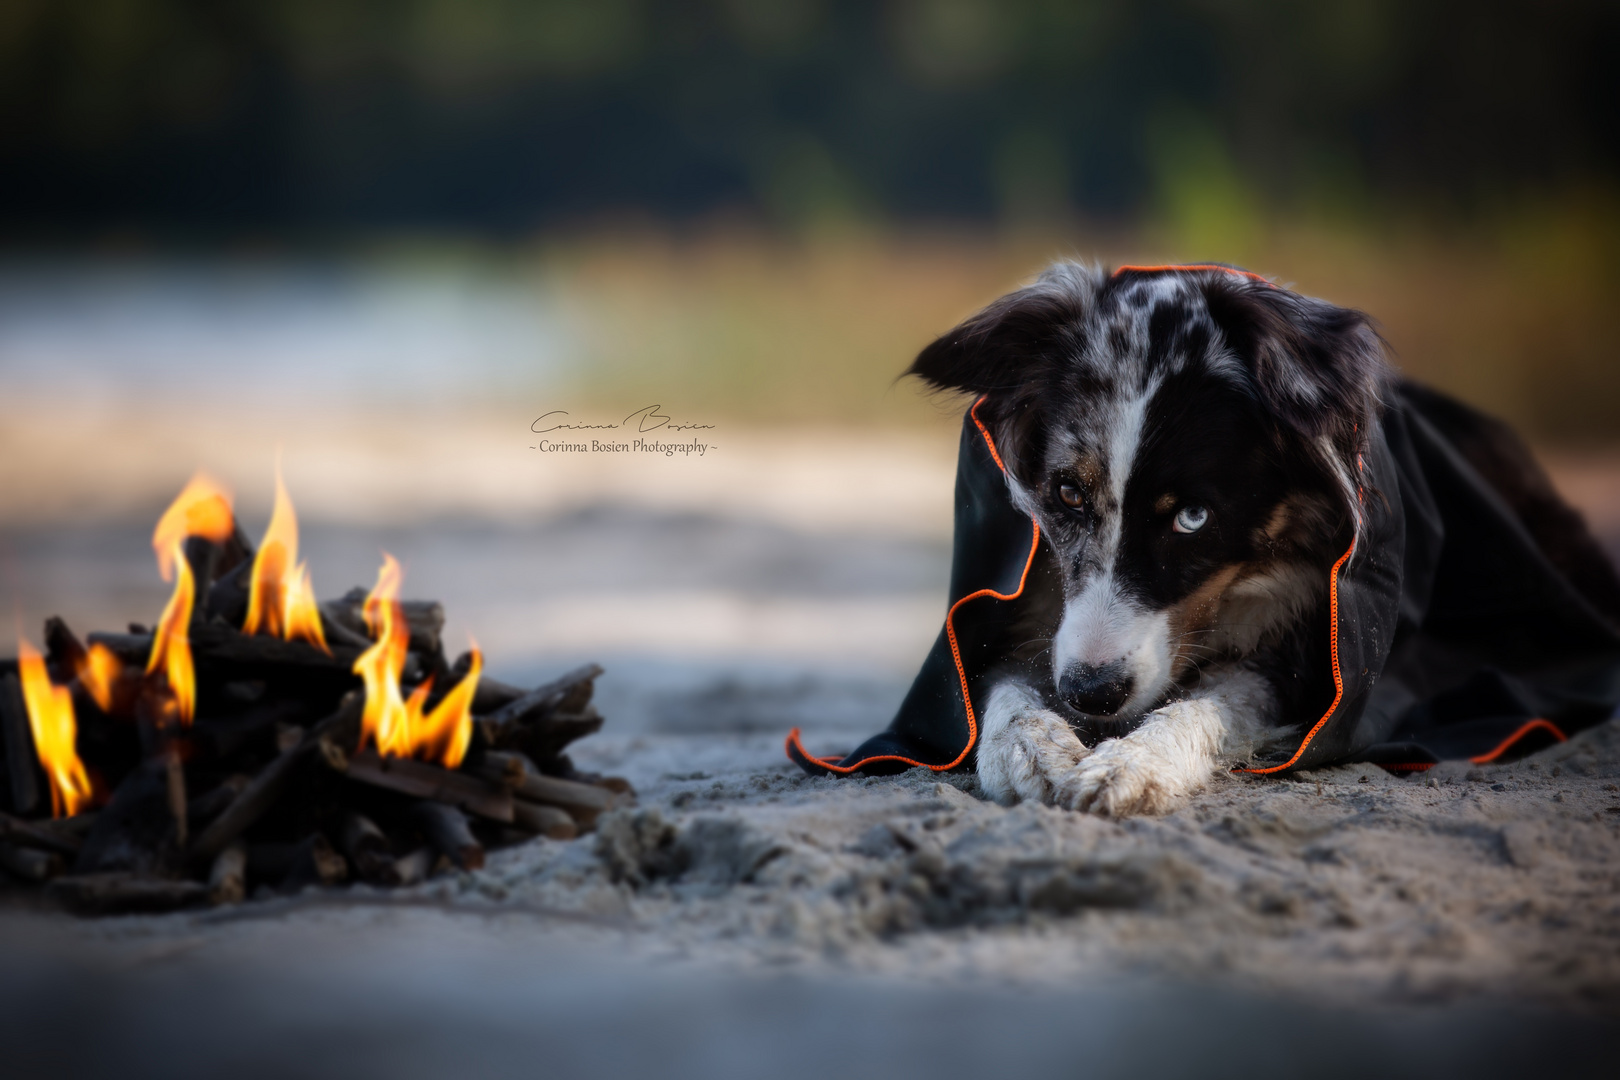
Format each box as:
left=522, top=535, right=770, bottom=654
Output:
left=1056, top=699, right=1226, bottom=817
left=1055, top=737, right=1181, bottom=817
left=977, top=690, right=1091, bottom=806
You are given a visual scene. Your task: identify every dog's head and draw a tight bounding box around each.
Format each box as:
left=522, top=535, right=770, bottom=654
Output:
left=909, top=262, right=1387, bottom=721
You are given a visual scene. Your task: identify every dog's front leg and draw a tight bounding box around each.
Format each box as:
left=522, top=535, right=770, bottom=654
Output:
left=976, top=681, right=1092, bottom=806
left=1060, top=668, right=1277, bottom=817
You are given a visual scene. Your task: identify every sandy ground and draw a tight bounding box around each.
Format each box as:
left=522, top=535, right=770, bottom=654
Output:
left=1, top=720, right=1617, bottom=1078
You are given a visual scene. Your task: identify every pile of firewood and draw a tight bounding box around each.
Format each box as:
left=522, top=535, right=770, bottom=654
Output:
left=0, top=507, right=629, bottom=915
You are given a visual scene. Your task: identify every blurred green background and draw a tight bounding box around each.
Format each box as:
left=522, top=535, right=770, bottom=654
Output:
left=2, top=0, right=1618, bottom=441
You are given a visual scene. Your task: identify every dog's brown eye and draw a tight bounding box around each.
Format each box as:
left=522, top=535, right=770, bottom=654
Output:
left=1058, top=483, right=1083, bottom=509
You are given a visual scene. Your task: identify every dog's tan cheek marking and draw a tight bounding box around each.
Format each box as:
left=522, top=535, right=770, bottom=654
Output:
left=1259, top=501, right=1292, bottom=541
left=1166, top=562, right=1244, bottom=679
left=1252, top=496, right=1327, bottom=557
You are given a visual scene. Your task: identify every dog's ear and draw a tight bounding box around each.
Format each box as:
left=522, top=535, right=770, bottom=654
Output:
left=1201, top=274, right=1389, bottom=531
left=1200, top=275, right=1387, bottom=450
left=907, top=262, right=1095, bottom=395
left=907, top=263, right=1100, bottom=482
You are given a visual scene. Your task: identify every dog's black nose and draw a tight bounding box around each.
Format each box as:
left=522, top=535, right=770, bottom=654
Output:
left=1059, top=662, right=1133, bottom=716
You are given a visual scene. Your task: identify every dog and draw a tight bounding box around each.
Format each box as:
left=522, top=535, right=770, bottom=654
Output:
left=880, top=261, right=1620, bottom=817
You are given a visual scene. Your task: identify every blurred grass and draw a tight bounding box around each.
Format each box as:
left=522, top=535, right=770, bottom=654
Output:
left=531, top=193, right=1620, bottom=445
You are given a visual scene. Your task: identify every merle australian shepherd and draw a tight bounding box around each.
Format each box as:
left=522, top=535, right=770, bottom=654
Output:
left=895, top=261, right=1620, bottom=817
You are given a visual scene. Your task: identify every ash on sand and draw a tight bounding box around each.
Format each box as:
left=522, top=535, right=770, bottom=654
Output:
left=3, top=712, right=1618, bottom=1079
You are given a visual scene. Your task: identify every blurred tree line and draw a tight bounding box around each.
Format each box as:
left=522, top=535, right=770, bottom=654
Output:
left=1, top=0, right=1616, bottom=236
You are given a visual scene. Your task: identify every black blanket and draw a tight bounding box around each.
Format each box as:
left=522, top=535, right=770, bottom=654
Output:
left=788, top=385, right=1620, bottom=777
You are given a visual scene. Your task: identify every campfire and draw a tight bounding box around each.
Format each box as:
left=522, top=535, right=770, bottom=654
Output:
left=0, top=469, right=628, bottom=913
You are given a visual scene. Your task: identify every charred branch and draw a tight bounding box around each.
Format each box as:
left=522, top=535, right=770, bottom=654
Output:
left=479, top=663, right=602, bottom=729
left=340, top=813, right=399, bottom=886
left=74, top=760, right=183, bottom=877
left=43, top=616, right=87, bottom=676
left=0, top=842, right=65, bottom=881
left=511, top=801, right=578, bottom=840
left=207, top=840, right=246, bottom=905
left=247, top=833, right=347, bottom=891
left=187, top=774, right=250, bottom=829
left=46, top=872, right=208, bottom=915
left=189, top=694, right=363, bottom=862
left=318, top=606, right=373, bottom=650
left=0, top=810, right=82, bottom=855
left=193, top=699, right=309, bottom=761
left=89, top=624, right=364, bottom=673
left=204, top=560, right=252, bottom=627
left=327, top=589, right=444, bottom=657
left=467, top=753, right=625, bottom=830
left=339, top=750, right=514, bottom=824
left=411, top=802, right=484, bottom=870
left=393, top=847, right=444, bottom=887
left=0, top=673, right=42, bottom=816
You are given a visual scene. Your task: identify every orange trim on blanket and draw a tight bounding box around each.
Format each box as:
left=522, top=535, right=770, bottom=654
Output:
left=969, top=395, right=1007, bottom=472
left=1112, top=264, right=1273, bottom=285
left=785, top=395, right=1040, bottom=775
left=1235, top=538, right=1357, bottom=775
left=1469, top=718, right=1567, bottom=764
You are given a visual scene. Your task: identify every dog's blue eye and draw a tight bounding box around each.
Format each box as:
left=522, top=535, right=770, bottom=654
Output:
left=1173, top=505, right=1209, bottom=534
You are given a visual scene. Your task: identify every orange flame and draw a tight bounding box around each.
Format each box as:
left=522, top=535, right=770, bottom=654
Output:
left=353, top=553, right=480, bottom=769
left=148, top=540, right=200, bottom=724
left=149, top=473, right=236, bottom=726
left=243, top=465, right=328, bottom=652
left=420, top=646, right=480, bottom=769
left=77, top=643, right=125, bottom=713
left=17, top=638, right=95, bottom=817
left=152, top=473, right=234, bottom=582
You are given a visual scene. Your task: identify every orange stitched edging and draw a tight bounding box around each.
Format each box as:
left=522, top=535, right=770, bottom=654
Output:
left=968, top=394, right=1007, bottom=472
left=1112, top=263, right=1272, bottom=285
left=785, top=395, right=1041, bottom=775
left=1470, top=718, right=1567, bottom=764
left=1236, top=538, right=1357, bottom=775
